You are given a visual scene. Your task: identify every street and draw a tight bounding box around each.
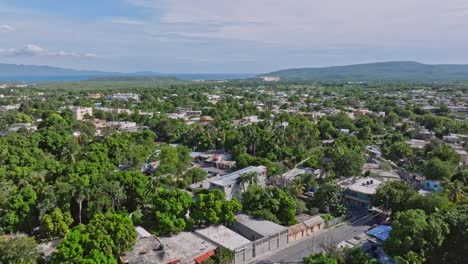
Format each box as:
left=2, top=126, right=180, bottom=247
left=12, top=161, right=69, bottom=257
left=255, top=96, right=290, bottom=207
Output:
left=254, top=212, right=380, bottom=263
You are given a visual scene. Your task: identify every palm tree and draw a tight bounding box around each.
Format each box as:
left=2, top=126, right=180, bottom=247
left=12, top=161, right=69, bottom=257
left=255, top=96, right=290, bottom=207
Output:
left=70, top=174, right=90, bottom=224
left=448, top=181, right=464, bottom=204
left=237, top=172, right=258, bottom=192
left=290, top=180, right=305, bottom=197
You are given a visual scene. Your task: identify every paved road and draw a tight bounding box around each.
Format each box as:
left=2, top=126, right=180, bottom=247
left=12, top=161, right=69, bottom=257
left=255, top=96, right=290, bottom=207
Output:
left=255, top=213, right=380, bottom=263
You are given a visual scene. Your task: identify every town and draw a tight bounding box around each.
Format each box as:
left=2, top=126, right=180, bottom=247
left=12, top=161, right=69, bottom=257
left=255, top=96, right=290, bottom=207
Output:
left=0, top=79, right=467, bottom=264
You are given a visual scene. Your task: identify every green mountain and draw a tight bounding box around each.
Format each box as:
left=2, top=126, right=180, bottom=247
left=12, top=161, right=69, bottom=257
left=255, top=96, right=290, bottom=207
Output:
left=260, top=61, right=468, bottom=81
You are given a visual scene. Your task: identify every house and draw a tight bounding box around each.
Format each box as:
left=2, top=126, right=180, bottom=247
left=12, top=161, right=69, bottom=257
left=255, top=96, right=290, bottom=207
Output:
left=160, top=232, right=217, bottom=264
left=423, top=180, right=442, bottom=192
left=69, top=106, right=93, bottom=121
left=194, top=225, right=254, bottom=264
left=209, top=166, right=267, bottom=200
left=231, top=214, right=289, bottom=256
left=7, top=123, right=38, bottom=132
left=0, top=104, right=20, bottom=111
left=87, top=93, right=102, bottom=99
left=121, top=226, right=178, bottom=264
left=416, top=130, right=436, bottom=140
left=123, top=227, right=217, bottom=264
left=288, top=214, right=325, bottom=242
left=405, top=139, right=429, bottom=149
left=443, top=135, right=458, bottom=143
left=109, top=93, right=139, bottom=101
left=366, top=225, right=392, bottom=245
left=339, top=177, right=383, bottom=209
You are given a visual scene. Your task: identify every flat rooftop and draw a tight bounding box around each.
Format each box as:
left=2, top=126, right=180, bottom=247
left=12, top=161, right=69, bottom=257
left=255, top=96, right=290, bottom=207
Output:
left=340, top=177, right=383, bottom=195
left=160, top=232, right=217, bottom=263
left=235, top=214, right=287, bottom=237
left=210, top=166, right=266, bottom=187
left=194, top=225, right=252, bottom=251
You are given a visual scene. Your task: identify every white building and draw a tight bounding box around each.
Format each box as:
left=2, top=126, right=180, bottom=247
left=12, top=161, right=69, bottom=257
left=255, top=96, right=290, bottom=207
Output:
left=209, top=166, right=267, bottom=200
left=109, top=93, right=139, bottom=101
left=69, top=106, right=93, bottom=121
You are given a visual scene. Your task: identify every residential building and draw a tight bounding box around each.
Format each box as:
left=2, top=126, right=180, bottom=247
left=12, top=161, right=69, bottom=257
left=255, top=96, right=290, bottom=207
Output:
left=423, top=180, right=442, bottom=192
left=339, top=177, right=383, bottom=209
left=69, top=106, right=93, bottom=121
left=108, top=93, right=139, bottom=101
left=160, top=232, right=217, bottom=264
left=122, top=227, right=217, bottom=264
left=443, top=134, right=458, bottom=143
left=194, top=225, right=254, bottom=264
left=87, top=93, right=102, bottom=99
left=121, top=226, right=177, bottom=264
left=288, top=214, right=325, bottom=242
left=0, top=104, right=20, bottom=111
left=231, top=214, right=289, bottom=256
left=209, top=166, right=267, bottom=200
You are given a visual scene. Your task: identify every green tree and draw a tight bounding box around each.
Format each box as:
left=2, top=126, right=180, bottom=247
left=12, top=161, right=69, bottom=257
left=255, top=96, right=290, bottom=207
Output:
left=330, top=146, right=365, bottom=177
left=313, top=181, right=340, bottom=212
left=446, top=181, right=465, bottom=204
left=384, top=209, right=449, bottom=258
left=428, top=204, right=468, bottom=264
left=181, top=167, right=207, bottom=186
left=405, top=193, right=451, bottom=214
left=372, top=181, right=416, bottom=213
left=51, top=212, right=136, bottom=263
left=241, top=186, right=296, bottom=225
left=148, top=188, right=192, bottom=235
left=191, top=189, right=241, bottom=226
left=395, top=252, right=424, bottom=264
left=303, top=253, right=338, bottom=264
left=343, top=247, right=379, bottom=264
left=0, top=236, right=41, bottom=264
left=423, top=158, right=454, bottom=181
left=40, top=208, right=74, bottom=240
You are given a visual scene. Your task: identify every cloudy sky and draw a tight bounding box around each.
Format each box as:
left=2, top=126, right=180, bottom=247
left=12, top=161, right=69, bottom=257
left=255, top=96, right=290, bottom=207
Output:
left=1, top=0, right=468, bottom=73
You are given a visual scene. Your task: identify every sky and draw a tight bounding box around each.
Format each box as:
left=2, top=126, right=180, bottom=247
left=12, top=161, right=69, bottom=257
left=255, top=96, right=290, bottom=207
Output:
left=1, top=0, right=468, bottom=73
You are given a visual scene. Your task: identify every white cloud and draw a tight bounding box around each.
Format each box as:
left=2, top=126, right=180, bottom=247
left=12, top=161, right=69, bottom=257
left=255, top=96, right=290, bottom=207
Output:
left=127, top=0, right=468, bottom=47
left=0, top=44, right=96, bottom=58
left=0, top=24, right=14, bottom=33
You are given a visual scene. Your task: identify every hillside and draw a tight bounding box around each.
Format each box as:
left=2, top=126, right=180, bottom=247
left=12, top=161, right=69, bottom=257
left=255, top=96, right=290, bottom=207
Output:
left=0, top=63, right=119, bottom=77
left=261, top=61, right=468, bottom=81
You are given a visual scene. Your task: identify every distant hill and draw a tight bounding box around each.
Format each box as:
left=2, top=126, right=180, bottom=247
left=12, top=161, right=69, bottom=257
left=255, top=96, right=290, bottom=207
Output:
left=0, top=63, right=120, bottom=77
left=0, top=63, right=253, bottom=81
left=260, top=61, right=468, bottom=81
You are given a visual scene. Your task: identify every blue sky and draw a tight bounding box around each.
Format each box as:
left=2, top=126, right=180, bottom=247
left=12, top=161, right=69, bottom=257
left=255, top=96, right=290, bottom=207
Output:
left=1, top=0, right=468, bottom=73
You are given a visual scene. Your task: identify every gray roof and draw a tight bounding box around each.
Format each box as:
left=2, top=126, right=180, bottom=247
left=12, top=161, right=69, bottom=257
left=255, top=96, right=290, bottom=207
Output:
left=235, top=214, right=287, bottom=237
left=210, top=166, right=266, bottom=187
left=160, top=232, right=216, bottom=263
left=194, top=225, right=252, bottom=251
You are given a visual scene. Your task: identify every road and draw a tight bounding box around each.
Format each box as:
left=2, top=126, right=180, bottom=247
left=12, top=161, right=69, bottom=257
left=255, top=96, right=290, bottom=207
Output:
left=254, top=213, right=380, bottom=263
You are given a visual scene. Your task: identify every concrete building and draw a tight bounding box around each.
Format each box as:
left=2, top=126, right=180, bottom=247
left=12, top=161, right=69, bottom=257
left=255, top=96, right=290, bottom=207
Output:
left=209, top=166, right=267, bottom=200
left=339, top=177, right=383, bottom=209
left=288, top=214, right=325, bottom=242
left=87, top=93, right=102, bottom=99
left=443, top=134, right=459, bottom=143
left=69, top=106, right=93, bottom=121
left=160, top=232, right=217, bottom=264
left=194, top=225, right=254, bottom=264
left=109, top=93, right=139, bottom=101
left=121, top=226, right=178, bottom=264
left=122, top=227, right=217, bottom=264
left=231, top=214, right=289, bottom=257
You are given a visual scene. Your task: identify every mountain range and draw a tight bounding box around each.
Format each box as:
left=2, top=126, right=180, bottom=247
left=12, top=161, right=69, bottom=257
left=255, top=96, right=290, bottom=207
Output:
left=0, top=63, right=253, bottom=81
left=261, top=61, right=468, bottom=81
left=2, top=61, right=468, bottom=82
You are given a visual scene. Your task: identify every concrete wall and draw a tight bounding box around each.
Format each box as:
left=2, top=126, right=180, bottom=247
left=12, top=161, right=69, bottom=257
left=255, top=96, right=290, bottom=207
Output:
left=234, top=244, right=254, bottom=264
